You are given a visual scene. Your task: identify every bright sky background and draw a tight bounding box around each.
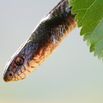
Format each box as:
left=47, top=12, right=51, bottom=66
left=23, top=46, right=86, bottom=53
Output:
left=0, top=0, right=103, bottom=103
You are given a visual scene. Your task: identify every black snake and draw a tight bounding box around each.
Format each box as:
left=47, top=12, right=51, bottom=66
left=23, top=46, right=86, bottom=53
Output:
left=3, top=0, right=76, bottom=82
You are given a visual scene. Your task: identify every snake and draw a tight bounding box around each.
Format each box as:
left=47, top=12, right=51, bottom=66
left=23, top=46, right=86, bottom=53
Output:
left=3, top=0, right=77, bottom=82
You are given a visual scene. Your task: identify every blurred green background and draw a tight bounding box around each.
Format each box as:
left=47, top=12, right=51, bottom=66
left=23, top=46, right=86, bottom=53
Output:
left=0, top=0, right=103, bottom=103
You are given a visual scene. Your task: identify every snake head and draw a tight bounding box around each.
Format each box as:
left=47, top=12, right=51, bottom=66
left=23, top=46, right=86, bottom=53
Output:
left=3, top=55, right=26, bottom=82
left=3, top=41, right=38, bottom=82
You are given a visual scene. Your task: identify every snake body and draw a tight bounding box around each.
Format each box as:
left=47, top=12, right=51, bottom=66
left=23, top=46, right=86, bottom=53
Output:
left=3, top=0, right=76, bottom=82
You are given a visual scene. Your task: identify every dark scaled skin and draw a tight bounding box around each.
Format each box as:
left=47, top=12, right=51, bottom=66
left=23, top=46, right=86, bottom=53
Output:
left=3, top=0, right=77, bottom=82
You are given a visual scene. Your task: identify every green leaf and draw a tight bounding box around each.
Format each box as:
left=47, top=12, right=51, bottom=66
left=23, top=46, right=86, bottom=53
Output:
left=70, top=0, right=103, bottom=58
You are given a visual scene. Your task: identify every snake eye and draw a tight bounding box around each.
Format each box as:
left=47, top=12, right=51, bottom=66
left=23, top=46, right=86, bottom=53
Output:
left=15, top=56, right=24, bottom=66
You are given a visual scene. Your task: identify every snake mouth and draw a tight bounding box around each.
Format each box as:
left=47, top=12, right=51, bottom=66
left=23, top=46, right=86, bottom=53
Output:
left=3, top=76, right=12, bottom=82
left=3, top=72, right=25, bottom=82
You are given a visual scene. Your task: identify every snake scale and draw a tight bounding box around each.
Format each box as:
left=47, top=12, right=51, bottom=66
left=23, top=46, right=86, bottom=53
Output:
left=3, top=0, right=76, bottom=82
